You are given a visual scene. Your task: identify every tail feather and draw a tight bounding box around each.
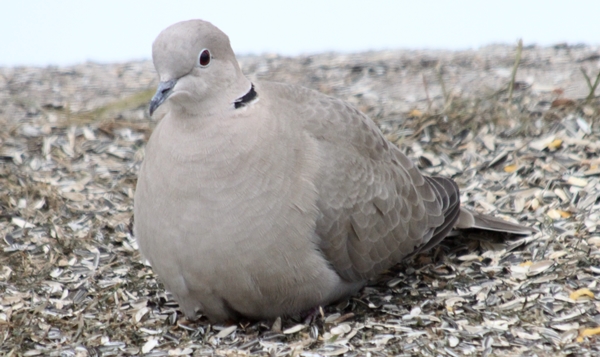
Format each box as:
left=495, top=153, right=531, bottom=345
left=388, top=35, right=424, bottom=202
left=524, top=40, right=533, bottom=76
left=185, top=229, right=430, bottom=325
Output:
left=456, top=207, right=535, bottom=235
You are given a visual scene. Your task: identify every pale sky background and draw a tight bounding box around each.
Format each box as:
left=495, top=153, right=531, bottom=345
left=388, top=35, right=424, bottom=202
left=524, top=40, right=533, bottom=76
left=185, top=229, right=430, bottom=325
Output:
left=2, top=0, right=599, bottom=67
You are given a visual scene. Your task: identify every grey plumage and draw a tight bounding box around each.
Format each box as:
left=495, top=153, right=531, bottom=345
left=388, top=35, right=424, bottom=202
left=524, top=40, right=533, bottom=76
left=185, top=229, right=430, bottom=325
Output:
left=134, top=19, right=534, bottom=323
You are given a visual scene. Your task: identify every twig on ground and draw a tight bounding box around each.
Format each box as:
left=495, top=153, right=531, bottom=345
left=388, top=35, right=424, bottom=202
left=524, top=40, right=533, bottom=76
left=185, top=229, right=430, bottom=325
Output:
left=422, top=73, right=432, bottom=111
left=436, top=63, right=451, bottom=112
left=508, top=39, right=523, bottom=101
left=580, top=67, right=600, bottom=102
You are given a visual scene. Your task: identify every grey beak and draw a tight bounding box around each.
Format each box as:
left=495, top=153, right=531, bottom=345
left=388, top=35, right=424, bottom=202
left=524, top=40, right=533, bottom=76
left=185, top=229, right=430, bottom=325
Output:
left=149, top=79, right=177, bottom=116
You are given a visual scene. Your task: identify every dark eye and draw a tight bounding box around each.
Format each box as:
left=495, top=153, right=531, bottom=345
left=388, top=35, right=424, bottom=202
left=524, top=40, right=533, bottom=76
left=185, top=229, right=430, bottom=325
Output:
left=198, top=49, right=211, bottom=67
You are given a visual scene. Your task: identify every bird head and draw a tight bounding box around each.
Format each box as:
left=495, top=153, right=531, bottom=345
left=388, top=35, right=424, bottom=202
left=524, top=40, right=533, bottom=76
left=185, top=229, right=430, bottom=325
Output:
left=149, top=20, right=249, bottom=117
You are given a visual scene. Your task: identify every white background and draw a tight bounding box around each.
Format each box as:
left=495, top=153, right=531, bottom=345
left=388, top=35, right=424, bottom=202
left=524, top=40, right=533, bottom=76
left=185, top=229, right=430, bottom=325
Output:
left=2, top=0, right=599, bottom=66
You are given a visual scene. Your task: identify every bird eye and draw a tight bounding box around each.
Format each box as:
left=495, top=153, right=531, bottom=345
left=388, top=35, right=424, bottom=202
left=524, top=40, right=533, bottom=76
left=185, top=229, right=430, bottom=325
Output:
left=198, top=49, right=211, bottom=67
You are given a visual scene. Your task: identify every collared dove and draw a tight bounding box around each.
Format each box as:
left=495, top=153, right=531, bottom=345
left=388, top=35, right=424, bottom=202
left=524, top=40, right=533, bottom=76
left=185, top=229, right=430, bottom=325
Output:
left=134, top=19, right=534, bottom=323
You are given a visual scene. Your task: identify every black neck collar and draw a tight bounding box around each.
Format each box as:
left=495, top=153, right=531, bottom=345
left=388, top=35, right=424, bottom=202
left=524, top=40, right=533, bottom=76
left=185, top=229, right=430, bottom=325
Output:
left=234, top=84, right=257, bottom=109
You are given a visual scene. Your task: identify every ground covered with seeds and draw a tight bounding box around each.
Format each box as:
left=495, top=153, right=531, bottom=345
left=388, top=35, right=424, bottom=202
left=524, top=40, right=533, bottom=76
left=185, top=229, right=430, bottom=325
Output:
left=1, top=44, right=600, bottom=356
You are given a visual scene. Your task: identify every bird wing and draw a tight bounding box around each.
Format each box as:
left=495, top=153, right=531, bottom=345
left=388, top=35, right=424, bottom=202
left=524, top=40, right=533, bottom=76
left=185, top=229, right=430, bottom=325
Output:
left=266, top=82, right=461, bottom=282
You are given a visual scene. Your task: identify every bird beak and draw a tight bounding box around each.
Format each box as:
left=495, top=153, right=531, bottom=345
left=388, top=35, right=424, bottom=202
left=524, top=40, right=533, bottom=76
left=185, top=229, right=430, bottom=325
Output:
left=149, top=79, right=177, bottom=116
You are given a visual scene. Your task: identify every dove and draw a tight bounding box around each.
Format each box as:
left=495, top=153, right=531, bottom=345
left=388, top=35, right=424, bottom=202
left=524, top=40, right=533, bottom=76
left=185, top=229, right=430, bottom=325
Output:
left=134, top=19, right=534, bottom=323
